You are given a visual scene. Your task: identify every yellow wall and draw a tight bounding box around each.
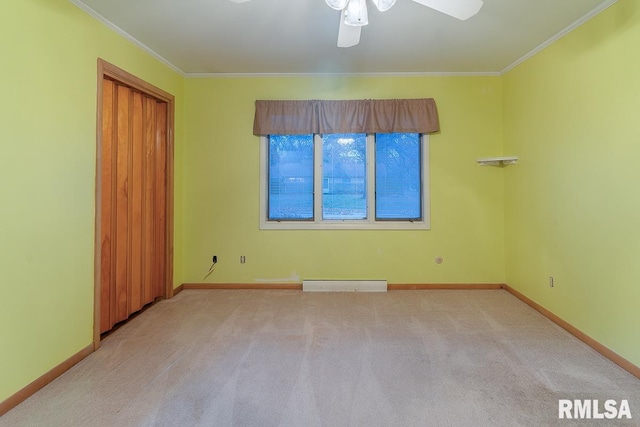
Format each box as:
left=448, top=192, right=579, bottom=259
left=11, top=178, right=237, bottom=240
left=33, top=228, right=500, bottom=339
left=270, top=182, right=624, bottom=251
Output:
left=0, top=0, right=184, bottom=402
left=503, top=0, right=640, bottom=367
left=183, top=76, right=506, bottom=284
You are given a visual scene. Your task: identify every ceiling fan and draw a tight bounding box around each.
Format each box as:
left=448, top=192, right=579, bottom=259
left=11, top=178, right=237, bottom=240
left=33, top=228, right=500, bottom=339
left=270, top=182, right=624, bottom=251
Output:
left=328, top=0, right=484, bottom=47
left=229, top=0, right=483, bottom=48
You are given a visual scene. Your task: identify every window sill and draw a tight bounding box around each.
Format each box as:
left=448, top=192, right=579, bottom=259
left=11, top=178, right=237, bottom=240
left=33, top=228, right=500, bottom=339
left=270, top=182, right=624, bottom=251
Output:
left=259, top=220, right=431, bottom=230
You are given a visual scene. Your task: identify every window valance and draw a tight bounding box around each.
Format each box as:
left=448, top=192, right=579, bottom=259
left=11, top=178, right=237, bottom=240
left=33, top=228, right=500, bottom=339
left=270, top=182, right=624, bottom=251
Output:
left=253, top=98, right=439, bottom=136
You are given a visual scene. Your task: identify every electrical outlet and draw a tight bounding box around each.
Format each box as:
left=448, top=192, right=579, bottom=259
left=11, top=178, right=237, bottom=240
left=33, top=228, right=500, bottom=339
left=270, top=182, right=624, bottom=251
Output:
left=549, top=276, right=554, bottom=288
left=212, top=255, right=217, bottom=264
left=240, top=255, right=246, bottom=264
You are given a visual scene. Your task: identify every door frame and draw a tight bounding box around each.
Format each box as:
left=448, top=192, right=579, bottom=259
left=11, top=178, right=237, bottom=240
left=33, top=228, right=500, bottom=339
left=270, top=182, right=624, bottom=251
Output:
left=94, top=58, right=175, bottom=349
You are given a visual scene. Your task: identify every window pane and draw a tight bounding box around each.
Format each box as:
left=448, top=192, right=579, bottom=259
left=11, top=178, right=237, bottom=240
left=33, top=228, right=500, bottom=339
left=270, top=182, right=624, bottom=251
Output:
left=322, top=133, right=367, bottom=220
left=268, top=135, right=314, bottom=220
left=375, top=133, right=421, bottom=220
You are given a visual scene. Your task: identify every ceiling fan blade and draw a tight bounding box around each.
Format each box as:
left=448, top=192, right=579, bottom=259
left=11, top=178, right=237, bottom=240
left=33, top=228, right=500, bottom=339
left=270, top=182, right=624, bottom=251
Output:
left=371, top=0, right=398, bottom=12
left=410, top=0, right=483, bottom=20
left=337, top=11, right=361, bottom=48
left=325, top=0, right=349, bottom=10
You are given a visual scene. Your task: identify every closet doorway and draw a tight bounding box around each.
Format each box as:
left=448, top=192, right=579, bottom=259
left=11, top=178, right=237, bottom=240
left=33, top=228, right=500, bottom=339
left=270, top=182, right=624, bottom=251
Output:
left=94, top=59, right=174, bottom=346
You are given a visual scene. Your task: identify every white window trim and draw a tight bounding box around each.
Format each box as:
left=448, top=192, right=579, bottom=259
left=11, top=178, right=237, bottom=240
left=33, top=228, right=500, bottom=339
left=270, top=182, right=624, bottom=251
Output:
left=259, top=134, right=430, bottom=230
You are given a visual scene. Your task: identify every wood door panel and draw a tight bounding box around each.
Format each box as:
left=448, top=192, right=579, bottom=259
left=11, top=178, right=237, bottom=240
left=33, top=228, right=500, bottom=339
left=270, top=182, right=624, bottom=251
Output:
left=115, top=85, right=131, bottom=324
left=100, top=79, right=115, bottom=333
left=154, top=102, right=167, bottom=299
left=100, top=78, right=169, bottom=333
left=129, top=91, right=144, bottom=314
left=143, top=97, right=157, bottom=305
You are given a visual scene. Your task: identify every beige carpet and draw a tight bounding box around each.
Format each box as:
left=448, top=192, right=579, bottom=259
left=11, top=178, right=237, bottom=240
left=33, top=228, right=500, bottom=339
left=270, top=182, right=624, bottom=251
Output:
left=2, top=290, right=638, bottom=426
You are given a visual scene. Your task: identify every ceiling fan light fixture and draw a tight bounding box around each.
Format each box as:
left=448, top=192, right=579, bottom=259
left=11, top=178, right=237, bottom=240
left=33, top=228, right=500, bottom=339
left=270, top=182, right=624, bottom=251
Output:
left=325, top=0, right=349, bottom=11
left=344, top=0, right=368, bottom=26
left=371, top=0, right=397, bottom=12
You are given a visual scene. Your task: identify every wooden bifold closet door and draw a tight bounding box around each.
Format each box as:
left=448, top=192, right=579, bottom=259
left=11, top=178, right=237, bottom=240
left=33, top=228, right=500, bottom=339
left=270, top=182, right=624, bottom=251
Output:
left=100, top=78, right=167, bottom=333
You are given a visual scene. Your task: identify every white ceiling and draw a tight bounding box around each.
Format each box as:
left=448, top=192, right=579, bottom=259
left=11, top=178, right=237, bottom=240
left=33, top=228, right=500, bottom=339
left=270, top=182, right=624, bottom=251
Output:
left=71, top=0, right=616, bottom=75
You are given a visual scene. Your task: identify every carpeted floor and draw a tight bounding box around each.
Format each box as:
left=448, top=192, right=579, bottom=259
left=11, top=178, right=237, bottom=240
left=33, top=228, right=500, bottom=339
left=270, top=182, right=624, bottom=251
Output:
left=1, top=289, right=638, bottom=426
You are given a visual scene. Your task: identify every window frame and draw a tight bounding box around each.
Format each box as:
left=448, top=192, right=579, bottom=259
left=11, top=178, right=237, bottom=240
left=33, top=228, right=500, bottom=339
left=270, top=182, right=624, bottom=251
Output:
left=259, top=133, right=430, bottom=230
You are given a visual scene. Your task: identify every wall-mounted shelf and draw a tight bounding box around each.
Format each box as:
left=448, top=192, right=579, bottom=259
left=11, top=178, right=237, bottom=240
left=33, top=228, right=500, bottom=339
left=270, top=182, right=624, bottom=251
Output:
left=476, top=156, right=519, bottom=166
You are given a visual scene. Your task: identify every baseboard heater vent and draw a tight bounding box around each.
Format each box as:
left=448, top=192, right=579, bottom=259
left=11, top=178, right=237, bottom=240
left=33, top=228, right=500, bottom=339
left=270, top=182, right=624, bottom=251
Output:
left=302, top=280, right=387, bottom=292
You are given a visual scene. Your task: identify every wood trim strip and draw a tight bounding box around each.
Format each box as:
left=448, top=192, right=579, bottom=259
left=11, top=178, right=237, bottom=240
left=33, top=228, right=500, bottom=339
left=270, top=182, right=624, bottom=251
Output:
left=181, top=283, right=504, bottom=291
left=0, top=344, right=94, bottom=416
left=99, top=59, right=174, bottom=103
left=94, top=59, right=106, bottom=349
left=389, top=283, right=504, bottom=290
left=503, top=284, right=640, bottom=379
left=172, top=284, right=185, bottom=296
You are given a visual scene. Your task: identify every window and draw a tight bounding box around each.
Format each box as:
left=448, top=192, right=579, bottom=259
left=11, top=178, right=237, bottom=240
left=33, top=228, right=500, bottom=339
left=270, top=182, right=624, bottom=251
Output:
left=267, top=134, right=314, bottom=221
left=260, top=132, right=430, bottom=230
left=322, top=133, right=368, bottom=220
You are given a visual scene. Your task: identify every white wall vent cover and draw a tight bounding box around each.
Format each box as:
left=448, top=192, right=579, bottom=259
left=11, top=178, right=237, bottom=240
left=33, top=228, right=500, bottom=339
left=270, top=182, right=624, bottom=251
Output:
left=302, top=280, right=387, bottom=292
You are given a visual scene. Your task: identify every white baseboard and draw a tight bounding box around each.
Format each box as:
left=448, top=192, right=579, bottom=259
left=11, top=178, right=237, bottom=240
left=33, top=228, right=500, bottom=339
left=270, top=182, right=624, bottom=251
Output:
left=302, top=280, right=387, bottom=292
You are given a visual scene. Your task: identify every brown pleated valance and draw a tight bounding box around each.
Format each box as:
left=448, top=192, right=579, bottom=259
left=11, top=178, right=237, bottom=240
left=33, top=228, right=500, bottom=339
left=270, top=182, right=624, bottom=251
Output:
left=253, top=98, right=439, bottom=136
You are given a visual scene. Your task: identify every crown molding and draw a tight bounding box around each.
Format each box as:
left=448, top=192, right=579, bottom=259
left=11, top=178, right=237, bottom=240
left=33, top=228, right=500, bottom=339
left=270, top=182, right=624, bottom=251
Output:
left=68, top=0, right=186, bottom=76
left=501, top=0, right=618, bottom=74
left=185, top=71, right=502, bottom=78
